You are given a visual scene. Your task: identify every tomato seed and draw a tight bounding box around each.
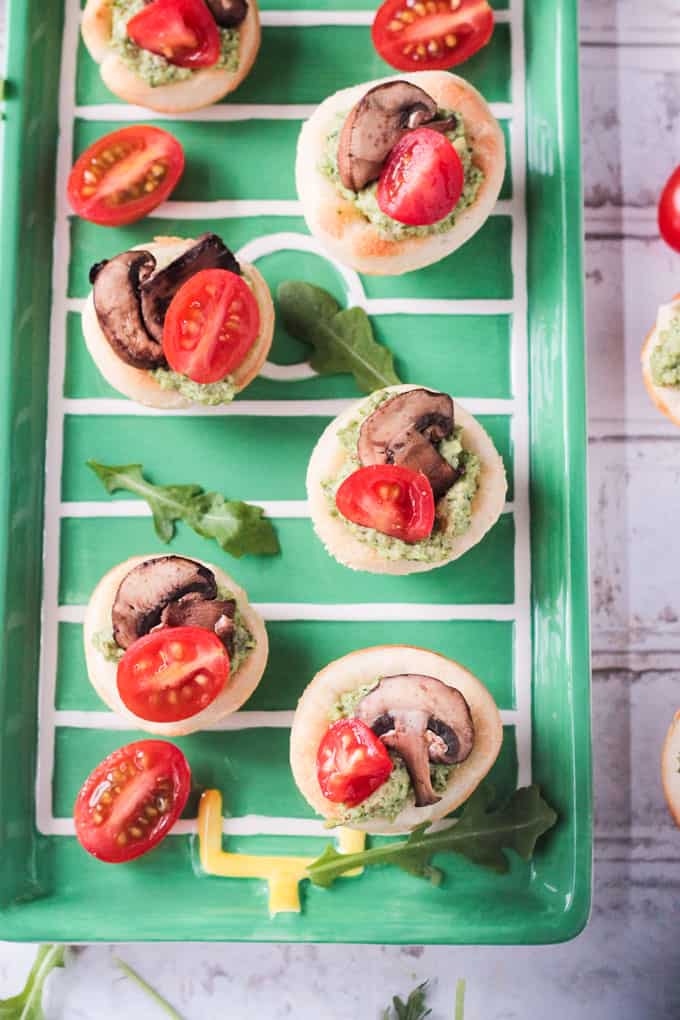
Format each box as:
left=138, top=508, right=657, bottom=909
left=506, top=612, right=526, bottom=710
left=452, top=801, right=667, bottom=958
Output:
left=445, top=32, right=457, bottom=46
left=167, top=690, right=178, bottom=704
left=169, top=642, right=185, bottom=659
left=129, top=826, right=143, bottom=839
left=146, top=805, right=158, bottom=818
left=388, top=18, right=403, bottom=30
left=181, top=685, right=193, bottom=701
left=116, top=832, right=128, bottom=846
left=194, top=673, right=209, bottom=686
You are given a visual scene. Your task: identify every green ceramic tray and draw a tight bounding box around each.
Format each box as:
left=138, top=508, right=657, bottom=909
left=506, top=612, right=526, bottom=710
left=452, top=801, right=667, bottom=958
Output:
left=0, top=0, right=591, bottom=943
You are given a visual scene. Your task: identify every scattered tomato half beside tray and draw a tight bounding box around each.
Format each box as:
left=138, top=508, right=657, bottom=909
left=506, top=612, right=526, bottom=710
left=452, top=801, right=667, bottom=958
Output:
left=658, top=165, right=680, bottom=253
left=67, top=125, right=185, bottom=227
left=371, top=0, right=494, bottom=72
left=74, top=740, right=191, bottom=863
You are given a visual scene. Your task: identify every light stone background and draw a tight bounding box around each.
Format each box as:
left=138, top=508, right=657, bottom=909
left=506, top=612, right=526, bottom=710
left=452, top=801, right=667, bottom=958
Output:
left=1, top=1, right=680, bottom=1017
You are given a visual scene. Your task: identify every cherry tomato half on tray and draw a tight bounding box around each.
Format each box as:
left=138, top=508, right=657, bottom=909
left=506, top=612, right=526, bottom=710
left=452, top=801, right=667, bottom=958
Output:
left=335, top=464, right=435, bottom=543
left=372, top=0, right=494, bottom=72
left=317, top=718, right=394, bottom=806
left=377, top=127, right=464, bottom=226
left=127, top=0, right=221, bottom=69
left=117, top=626, right=231, bottom=724
left=67, top=126, right=185, bottom=227
left=74, top=740, right=191, bottom=863
left=163, top=268, right=261, bottom=384
left=659, top=165, right=680, bottom=253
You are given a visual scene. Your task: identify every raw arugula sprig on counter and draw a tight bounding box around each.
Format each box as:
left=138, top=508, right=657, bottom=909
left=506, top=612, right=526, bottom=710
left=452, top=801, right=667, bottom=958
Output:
left=383, top=982, right=432, bottom=1020
left=277, top=280, right=402, bottom=393
left=87, top=461, right=279, bottom=558
left=308, top=785, right=557, bottom=888
left=0, top=944, right=64, bottom=1020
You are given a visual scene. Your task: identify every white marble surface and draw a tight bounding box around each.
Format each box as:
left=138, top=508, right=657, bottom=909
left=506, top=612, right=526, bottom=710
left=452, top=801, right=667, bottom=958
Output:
left=2, top=1, right=680, bottom=1017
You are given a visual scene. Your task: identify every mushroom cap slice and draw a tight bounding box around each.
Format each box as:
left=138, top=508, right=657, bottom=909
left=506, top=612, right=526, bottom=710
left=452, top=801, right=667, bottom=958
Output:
left=356, top=673, right=474, bottom=807
left=155, top=592, right=237, bottom=653
left=92, top=250, right=164, bottom=370
left=358, top=388, right=457, bottom=499
left=112, top=555, right=217, bottom=649
left=205, top=0, right=248, bottom=26
left=337, top=81, right=439, bottom=192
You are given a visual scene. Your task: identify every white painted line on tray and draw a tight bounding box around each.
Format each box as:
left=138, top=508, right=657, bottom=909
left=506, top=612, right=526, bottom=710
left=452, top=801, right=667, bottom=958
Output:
left=35, top=0, right=80, bottom=838
left=65, top=296, right=514, bottom=317
left=60, top=499, right=311, bottom=519
left=508, top=0, right=532, bottom=789
left=54, top=710, right=297, bottom=731
left=150, top=199, right=304, bottom=219
left=61, top=396, right=516, bottom=417
left=56, top=602, right=517, bottom=625
left=260, top=360, right=318, bottom=381
left=261, top=8, right=511, bottom=25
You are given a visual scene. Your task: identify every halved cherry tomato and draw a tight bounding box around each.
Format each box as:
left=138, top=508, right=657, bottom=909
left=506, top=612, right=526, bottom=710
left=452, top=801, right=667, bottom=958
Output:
left=74, top=740, right=191, bottom=863
left=317, top=718, right=394, bottom=807
left=127, top=0, right=221, bottom=69
left=372, top=0, right=494, bottom=71
left=163, top=268, right=260, bottom=384
left=67, top=126, right=185, bottom=227
left=659, top=165, right=680, bottom=253
left=336, top=464, right=435, bottom=543
left=117, top=626, right=230, bottom=723
left=377, top=128, right=464, bottom=226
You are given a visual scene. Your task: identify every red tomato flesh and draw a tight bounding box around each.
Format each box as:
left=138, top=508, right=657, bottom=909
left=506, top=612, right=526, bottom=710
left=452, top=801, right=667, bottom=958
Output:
left=74, top=740, right=190, bottom=863
left=127, top=0, right=221, bottom=68
left=317, top=718, right=394, bottom=807
left=336, top=464, right=435, bottom=543
left=163, top=268, right=260, bottom=384
left=372, top=0, right=494, bottom=71
left=67, top=126, right=185, bottom=227
left=117, top=625, right=230, bottom=723
left=659, top=165, right=680, bottom=253
left=377, top=127, right=464, bottom=226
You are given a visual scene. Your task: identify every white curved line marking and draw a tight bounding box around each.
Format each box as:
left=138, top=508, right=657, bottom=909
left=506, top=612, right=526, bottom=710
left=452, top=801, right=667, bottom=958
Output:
left=260, top=361, right=318, bottom=381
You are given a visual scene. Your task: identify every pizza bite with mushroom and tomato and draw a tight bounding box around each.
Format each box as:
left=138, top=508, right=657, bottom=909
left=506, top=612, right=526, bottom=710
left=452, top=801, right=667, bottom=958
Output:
left=296, top=71, right=505, bottom=275
left=641, top=292, right=680, bottom=427
left=306, top=384, right=507, bottom=575
left=290, top=646, right=503, bottom=834
left=81, top=0, right=261, bottom=115
left=82, top=233, right=274, bottom=409
left=84, top=554, right=268, bottom=736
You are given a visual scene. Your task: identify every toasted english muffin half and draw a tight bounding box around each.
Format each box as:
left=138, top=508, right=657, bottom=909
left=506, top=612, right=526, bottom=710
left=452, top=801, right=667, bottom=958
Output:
left=662, top=710, right=680, bottom=828
left=290, top=645, right=504, bottom=834
left=296, top=70, right=505, bottom=276
left=84, top=554, right=268, bottom=737
left=82, top=236, right=274, bottom=409
left=306, top=384, right=507, bottom=575
left=81, top=0, right=261, bottom=114
left=641, top=294, right=680, bottom=427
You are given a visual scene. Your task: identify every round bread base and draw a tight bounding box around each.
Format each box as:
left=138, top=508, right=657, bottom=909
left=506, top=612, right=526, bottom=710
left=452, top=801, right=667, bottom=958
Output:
left=84, top=555, right=269, bottom=736
left=290, top=644, right=504, bottom=834
left=81, top=0, right=261, bottom=114
left=296, top=70, right=506, bottom=275
left=662, top=710, right=680, bottom=828
left=641, top=296, right=680, bottom=428
left=306, top=384, right=507, bottom=575
left=82, top=237, right=274, bottom=409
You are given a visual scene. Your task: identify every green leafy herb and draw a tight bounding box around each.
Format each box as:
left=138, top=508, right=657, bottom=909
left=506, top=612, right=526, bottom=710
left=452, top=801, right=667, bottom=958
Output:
left=114, top=958, right=184, bottom=1020
left=308, top=785, right=557, bottom=888
left=277, top=281, right=402, bottom=393
left=0, top=944, right=65, bottom=1020
left=87, top=461, right=279, bottom=558
left=382, top=982, right=431, bottom=1020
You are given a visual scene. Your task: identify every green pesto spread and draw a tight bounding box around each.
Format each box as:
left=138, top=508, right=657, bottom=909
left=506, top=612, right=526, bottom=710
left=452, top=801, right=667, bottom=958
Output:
left=111, top=0, right=240, bottom=88
left=151, top=369, right=237, bottom=406
left=651, top=313, right=680, bottom=388
left=319, top=108, right=484, bottom=240
left=324, top=390, right=481, bottom=564
left=92, top=587, right=255, bottom=673
left=329, top=678, right=453, bottom=824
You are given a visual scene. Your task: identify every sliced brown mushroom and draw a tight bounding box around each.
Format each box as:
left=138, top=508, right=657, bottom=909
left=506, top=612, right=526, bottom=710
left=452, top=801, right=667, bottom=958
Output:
left=337, top=82, right=457, bottom=192
left=155, top=591, right=237, bottom=654
left=112, top=556, right=217, bottom=649
left=139, top=233, right=241, bottom=343
left=358, top=389, right=458, bottom=499
left=356, top=674, right=474, bottom=807
left=91, top=250, right=165, bottom=370
left=205, top=0, right=248, bottom=26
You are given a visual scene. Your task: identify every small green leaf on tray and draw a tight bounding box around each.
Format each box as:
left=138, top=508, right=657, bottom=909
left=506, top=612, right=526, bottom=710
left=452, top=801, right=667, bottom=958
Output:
left=87, top=461, right=279, bottom=558
left=382, top=982, right=432, bottom=1020
left=307, top=785, right=557, bottom=888
left=0, top=944, right=65, bottom=1020
left=277, top=280, right=402, bottom=393
left=114, top=958, right=184, bottom=1020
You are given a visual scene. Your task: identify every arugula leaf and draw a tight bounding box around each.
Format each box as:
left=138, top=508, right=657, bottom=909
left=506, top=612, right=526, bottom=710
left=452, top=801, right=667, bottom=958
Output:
left=0, top=945, right=65, bottom=1020
left=307, top=785, right=557, bottom=888
left=114, top=958, right=184, bottom=1020
left=87, top=461, right=279, bottom=558
left=382, top=982, right=432, bottom=1020
left=277, top=281, right=402, bottom=393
